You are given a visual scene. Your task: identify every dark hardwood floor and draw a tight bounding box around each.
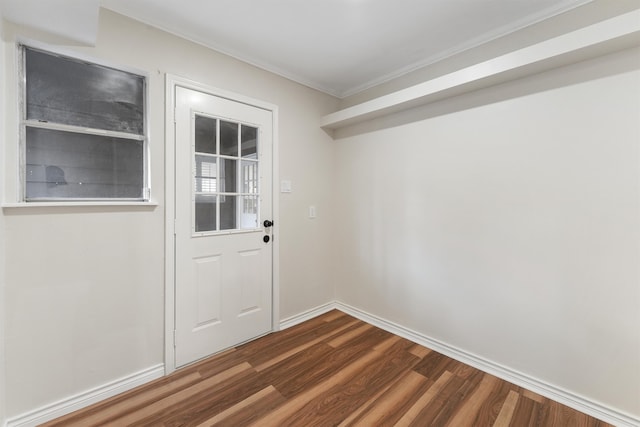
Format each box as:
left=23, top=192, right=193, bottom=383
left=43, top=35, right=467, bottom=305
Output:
left=42, top=310, right=612, bottom=426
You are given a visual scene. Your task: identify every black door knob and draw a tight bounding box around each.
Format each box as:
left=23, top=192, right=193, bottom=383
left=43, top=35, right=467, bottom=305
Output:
left=263, top=235, right=270, bottom=243
left=263, top=220, right=274, bottom=228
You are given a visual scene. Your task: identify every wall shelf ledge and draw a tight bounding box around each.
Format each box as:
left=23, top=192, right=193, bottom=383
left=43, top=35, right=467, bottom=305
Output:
left=321, top=10, right=640, bottom=132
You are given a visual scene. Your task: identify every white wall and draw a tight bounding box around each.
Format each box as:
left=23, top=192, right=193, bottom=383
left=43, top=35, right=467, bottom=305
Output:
left=333, top=46, right=640, bottom=418
left=0, top=15, right=6, bottom=426
left=1, top=9, right=337, bottom=418
left=2, top=3, right=637, bottom=424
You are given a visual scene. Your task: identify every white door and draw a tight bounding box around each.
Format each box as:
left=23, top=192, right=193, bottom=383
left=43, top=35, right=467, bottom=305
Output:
left=174, top=86, right=273, bottom=367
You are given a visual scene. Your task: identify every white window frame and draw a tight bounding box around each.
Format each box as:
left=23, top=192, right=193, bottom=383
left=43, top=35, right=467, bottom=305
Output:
left=17, top=43, right=151, bottom=203
left=191, top=113, right=261, bottom=236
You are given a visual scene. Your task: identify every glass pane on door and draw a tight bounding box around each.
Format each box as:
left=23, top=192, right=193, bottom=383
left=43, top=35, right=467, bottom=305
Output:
left=193, top=115, right=259, bottom=234
left=220, top=121, right=238, bottom=156
left=241, top=125, right=257, bottom=158
left=220, top=195, right=237, bottom=230
left=241, top=160, right=258, bottom=194
left=219, top=158, right=237, bottom=193
left=195, top=116, right=217, bottom=154
left=241, top=195, right=259, bottom=229
left=195, top=194, right=217, bottom=232
left=195, top=155, right=217, bottom=193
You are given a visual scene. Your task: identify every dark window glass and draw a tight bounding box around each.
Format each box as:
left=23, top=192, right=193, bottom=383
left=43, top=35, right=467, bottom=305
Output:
left=195, top=115, right=217, bottom=154
left=21, top=45, right=147, bottom=201
left=25, top=127, right=143, bottom=199
left=25, top=47, right=145, bottom=135
left=220, top=120, right=238, bottom=156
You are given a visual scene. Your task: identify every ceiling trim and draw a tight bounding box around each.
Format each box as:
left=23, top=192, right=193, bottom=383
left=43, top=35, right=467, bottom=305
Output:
left=339, top=0, right=596, bottom=98
left=103, top=1, right=596, bottom=99
left=99, top=5, right=343, bottom=97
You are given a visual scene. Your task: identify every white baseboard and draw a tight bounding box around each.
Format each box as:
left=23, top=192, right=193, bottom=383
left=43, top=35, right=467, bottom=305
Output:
left=279, top=301, right=337, bottom=330
left=333, top=301, right=639, bottom=427
left=5, top=302, right=637, bottom=427
left=5, top=364, right=164, bottom=427
left=5, top=302, right=337, bottom=427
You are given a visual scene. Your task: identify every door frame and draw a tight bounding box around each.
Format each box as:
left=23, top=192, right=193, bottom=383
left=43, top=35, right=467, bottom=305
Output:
left=164, top=74, right=280, bottom=374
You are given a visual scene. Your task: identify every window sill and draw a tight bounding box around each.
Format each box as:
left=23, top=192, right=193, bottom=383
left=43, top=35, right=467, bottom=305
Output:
left=2, top=200, right=159, bottom=209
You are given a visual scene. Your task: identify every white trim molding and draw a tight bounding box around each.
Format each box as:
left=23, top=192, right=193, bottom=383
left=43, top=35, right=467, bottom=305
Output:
left=333, top=302, right=640, bottom=427
left=279, top=302, right=338, bottom=330
left=5, top=364, right=164, bottom=427
left=4, top=302, right=638, bottom=426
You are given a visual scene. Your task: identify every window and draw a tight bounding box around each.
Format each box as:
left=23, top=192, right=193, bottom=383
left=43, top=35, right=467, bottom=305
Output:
left=20, top=45, right=148, bottom=201
left=193, top=115, right=260, bottom=233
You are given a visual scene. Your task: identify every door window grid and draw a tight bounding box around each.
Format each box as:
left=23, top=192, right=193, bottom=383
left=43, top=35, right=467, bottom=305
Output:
left=242, top=160, right=258, bottom=215
left=194, top=115, right=259, bottom=233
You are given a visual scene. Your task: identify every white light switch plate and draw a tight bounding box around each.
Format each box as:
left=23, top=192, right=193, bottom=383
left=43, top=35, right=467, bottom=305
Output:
left=280, top=180, right=292, bottom=193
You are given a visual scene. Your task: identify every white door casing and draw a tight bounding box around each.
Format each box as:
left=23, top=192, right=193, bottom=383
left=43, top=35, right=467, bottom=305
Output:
left=172, top=84, right=275, bottom=368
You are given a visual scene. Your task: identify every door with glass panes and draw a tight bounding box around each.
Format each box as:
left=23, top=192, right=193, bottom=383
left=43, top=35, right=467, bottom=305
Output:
left=174, top=86, right=273, bottom=367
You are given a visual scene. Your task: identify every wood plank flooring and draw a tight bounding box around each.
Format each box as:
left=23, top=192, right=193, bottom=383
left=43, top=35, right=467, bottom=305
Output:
left=42, top=310, right=612, bottom=426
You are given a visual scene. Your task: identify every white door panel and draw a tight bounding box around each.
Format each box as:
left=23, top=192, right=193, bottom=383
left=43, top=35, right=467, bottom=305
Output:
left=174, top=86, right=273, bottom=368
